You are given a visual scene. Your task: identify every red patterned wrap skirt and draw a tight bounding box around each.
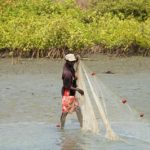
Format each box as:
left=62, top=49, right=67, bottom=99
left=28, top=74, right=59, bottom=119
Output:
left=62, top=90, right=79, bottom=113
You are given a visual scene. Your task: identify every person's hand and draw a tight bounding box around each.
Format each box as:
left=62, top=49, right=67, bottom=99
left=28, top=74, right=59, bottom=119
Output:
left=76, top=55, right=81, bottom=62
left=77, top=88, right=84, bottom=95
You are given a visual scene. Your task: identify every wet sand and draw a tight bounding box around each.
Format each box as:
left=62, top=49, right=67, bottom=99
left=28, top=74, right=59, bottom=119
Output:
left=0, top=56, right=150, bottom=150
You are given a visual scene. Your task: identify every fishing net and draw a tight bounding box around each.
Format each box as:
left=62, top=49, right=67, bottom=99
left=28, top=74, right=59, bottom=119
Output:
left=77, top=61, right=99, bottom=134
left=77, top=61, right=150, bottom=142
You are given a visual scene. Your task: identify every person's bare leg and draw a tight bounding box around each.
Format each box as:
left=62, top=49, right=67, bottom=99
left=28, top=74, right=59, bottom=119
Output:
left=60, top=112, right=68, bottom=129
left=75, top=106, right=83, bottom=128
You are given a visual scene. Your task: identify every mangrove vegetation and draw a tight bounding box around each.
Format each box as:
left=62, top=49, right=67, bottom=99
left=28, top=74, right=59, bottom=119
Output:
left=0, top=0, right=150, bottom=58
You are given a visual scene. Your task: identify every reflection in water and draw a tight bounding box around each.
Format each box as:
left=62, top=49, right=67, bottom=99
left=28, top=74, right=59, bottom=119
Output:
left=60, top=129, right=84, bottom=150
left=61, top=136, right=81, bottom=150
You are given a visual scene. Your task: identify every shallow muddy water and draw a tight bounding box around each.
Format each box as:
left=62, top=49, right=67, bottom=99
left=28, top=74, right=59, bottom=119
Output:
left=0, top=56, right=150, bottom=150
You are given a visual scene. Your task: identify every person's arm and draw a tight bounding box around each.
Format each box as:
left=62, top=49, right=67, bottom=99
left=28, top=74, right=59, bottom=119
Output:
left=74, top=55, right=84, bottom=95
left=75, top=55, right=80, bottom=74
left=70, top=86, right=84, bottom=95
left=63, top=75, right=84, bottom=95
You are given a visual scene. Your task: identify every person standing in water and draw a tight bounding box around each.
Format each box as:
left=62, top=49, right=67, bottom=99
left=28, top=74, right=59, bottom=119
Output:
left=60, top=53, right=84, bottom=129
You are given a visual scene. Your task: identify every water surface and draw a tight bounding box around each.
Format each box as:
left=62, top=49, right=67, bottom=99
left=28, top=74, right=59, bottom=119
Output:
left=0, top=56, right=150, bottom=150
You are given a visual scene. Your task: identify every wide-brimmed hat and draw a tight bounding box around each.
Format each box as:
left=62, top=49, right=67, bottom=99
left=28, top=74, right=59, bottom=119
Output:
left=65, top=54, right=76, bottom=62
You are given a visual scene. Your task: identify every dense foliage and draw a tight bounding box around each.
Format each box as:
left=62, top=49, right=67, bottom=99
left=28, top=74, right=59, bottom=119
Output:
left=0, top=0, right=150, bottom=57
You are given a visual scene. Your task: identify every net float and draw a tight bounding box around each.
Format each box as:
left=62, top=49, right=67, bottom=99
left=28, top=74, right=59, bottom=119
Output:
left=56, top=124, right=60, bottom=128
left=122, top=99, right=127, bottom=104
left=140, top=113, right=144, bottom=117
left=91, top=72, right=96, bottom=76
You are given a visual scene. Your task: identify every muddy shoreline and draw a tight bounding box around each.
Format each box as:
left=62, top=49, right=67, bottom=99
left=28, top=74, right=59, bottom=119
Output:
left=0, top=45, right=150, bottom=60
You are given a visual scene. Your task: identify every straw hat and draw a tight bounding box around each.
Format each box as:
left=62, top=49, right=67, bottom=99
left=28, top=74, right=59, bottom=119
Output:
left=65, top=54, right=76, bottom=62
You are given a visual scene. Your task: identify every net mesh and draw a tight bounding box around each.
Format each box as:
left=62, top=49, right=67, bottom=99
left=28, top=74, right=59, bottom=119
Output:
left=77, top=61, right=150, bottom=142
left=77, top=61, right=99, bottom=134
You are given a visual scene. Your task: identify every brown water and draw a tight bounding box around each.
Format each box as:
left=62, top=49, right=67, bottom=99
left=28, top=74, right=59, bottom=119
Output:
left=0, top=56, right=150, bottom=150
